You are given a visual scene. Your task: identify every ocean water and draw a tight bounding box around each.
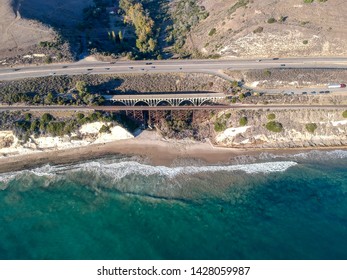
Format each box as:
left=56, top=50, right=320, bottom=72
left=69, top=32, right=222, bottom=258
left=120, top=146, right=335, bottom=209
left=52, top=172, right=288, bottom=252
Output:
left=0, top=150, right=347, bottom=260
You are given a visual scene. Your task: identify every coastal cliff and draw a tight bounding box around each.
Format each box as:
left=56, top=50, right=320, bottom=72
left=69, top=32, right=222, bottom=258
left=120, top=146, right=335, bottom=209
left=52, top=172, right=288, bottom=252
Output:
left=212, top=109, right=347, bottom=148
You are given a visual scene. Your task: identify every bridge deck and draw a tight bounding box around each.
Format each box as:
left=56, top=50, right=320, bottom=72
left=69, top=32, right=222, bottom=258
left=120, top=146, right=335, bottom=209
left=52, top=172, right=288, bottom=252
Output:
left=107, top=92, right=225, bottom=100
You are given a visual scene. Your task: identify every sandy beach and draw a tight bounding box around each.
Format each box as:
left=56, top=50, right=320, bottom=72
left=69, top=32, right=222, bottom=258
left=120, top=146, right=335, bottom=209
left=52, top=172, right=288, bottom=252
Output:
left=0, top=129, right=346, bottom=174
left=0, top=131, right=244, bottom=173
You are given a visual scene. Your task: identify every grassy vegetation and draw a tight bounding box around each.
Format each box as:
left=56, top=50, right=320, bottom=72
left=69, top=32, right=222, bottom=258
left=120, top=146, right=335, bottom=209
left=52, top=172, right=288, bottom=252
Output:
left=343, top=110, right=347, bottom=118
left=266, top=121, right=283, bottom=132
left=305, top=123, right=318, bottom=133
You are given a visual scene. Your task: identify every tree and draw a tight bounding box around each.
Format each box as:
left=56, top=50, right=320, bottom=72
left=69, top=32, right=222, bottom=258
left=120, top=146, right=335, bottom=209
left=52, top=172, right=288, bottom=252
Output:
left=118, top=30, right=123, bottom=42
left=76, top=81, right=88, bottom=97
left=45, top=92, right=54, bottom=105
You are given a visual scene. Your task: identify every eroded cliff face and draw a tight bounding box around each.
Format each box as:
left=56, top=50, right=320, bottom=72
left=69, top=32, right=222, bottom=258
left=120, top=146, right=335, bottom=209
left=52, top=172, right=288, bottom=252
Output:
left=213, top=109, right=347, bottom=148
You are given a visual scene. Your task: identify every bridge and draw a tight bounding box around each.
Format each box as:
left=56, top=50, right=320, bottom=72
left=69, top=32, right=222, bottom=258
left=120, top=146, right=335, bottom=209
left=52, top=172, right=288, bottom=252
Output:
left=106, top=92, right=226, bottom=106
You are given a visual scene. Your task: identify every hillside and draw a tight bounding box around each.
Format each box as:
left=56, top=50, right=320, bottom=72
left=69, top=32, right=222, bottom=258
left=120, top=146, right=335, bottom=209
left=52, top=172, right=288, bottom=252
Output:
left=1, top=0, right=347, bottom=63
left=0, top=0, right=92, bottom=64
left=173, top=0, right=347, bottom=58
left=0, top=0, right=56, bottom=60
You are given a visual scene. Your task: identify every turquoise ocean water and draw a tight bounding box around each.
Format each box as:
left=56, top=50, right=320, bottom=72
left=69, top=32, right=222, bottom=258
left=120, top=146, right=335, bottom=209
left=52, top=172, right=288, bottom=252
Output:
left=0, top=150, right=347, bottom=260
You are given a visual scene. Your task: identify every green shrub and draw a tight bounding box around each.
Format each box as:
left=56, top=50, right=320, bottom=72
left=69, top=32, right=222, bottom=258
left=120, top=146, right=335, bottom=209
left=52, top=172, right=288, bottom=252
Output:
left=267, top=113, right=276, bottom=120
left=266, top=121, right=283, bottom=132
left=342, top=110, right=347, bottom=118
left=208, top=28, right=216, bottom=36
left=239, top=116, right=248, bottom=126
left=304, top=0, right=314, bottom=3
left=41, top=113, right=54, bottom=123
left=225, top=113, right=231, bottom=119
left=253, top=26, right=264, bottom=34
left=306, top=123, right=318, bottom=133
left=303, top=40, right=308, bottom=44
left=267, top=17, right=276, bottom=24
left=214, top=120, right=227, bottom=132
left=99, top=125, right=111, bottom=134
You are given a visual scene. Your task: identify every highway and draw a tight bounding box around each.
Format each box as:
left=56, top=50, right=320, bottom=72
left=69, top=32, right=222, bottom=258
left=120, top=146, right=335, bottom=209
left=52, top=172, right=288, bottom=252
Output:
left=1, top=57, right=347, bottom=81
left=1, top=104, right=346, bottom=112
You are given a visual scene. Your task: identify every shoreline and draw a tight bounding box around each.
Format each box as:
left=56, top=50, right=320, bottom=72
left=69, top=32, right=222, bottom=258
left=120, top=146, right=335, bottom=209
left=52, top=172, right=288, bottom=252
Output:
left=0, top=131, right=347, bottom=174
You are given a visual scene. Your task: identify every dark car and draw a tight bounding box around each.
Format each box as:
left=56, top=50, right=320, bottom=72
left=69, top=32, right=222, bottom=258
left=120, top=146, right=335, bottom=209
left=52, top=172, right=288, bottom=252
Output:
left=319, top=91, right=325, bottom=94
left=145, top=62, right=152, bottom=65
left=273, top=58, right=279, bottom=60
left=280, top=64, right=286, bottom=66
left=302, top=91, right=307, bottom=94
left=324, top=90, right=330, bottom=94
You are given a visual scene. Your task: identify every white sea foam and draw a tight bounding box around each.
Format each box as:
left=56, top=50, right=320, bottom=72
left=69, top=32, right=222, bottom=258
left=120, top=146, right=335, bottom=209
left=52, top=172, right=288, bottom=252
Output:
left=259, top=150, right=347, bottom=161
left=0, top=160, right=297, bottom=186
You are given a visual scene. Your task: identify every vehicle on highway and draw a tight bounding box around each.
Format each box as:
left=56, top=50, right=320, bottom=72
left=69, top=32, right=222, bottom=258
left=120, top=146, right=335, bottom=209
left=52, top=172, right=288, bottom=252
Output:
left=110, top=62, right=116, bottom=64
left=141, top=68, right=144, bottom=70
left=302, top=92, right=307, bottom=94
left=328, top=83, right=346, bottom=88
left=151, top=66, right=155, bottom=68
left=12, top=68, right=20, bottom=71
left=87, top=68, right=93, bottom=71
left=273, top=58, right=279, bottom=60
left=256, top=59, right=261, bottom=62
left=49, top=72, right=56, bottom=75
left=62, top=66, right=68, bottom=68
left=319, top=91, right=325, bottom=94
left=179, top=67, right=182, bottom=70
left=105, top=68, right=110, bottom=70
left=311, top=91, right=316, bottom=94
left=281, top=64, right=286, bottom=67
left=146, top=62, right=152, bottom=65
left=129, top=66, right=133, bottom=69
left=324, top=90, right=330, bottom=93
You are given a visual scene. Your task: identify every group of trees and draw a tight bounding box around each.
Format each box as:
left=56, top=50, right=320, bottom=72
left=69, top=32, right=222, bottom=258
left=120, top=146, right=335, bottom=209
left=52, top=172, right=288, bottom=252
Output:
left=0, top=81, right=105, bottom=106
left=120, top=0, right=157, bottom=53
left=11, top=111, right=118, bottom=142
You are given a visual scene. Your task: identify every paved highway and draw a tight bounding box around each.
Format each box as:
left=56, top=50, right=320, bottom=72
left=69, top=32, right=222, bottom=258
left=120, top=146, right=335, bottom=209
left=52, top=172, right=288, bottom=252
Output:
left=1, top=57, right=347, bottom=81
left=1, top=104, right=346, bottom=112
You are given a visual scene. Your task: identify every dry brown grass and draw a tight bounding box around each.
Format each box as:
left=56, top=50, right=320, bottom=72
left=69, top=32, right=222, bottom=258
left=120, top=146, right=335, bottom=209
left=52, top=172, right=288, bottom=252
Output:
left=184, top=0, right=347, bottom=58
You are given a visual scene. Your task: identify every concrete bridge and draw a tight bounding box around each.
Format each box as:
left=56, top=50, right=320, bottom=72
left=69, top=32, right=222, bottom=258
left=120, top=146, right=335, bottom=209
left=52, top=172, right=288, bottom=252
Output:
left=106, top=92, right=226, bottom=106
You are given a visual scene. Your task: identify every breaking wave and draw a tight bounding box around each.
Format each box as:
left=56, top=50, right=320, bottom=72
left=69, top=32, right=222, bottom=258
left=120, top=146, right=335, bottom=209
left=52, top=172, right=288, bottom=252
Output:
left=0, top=160, right=297, bottom=188
left=259, top=149, right=347, bottom=161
